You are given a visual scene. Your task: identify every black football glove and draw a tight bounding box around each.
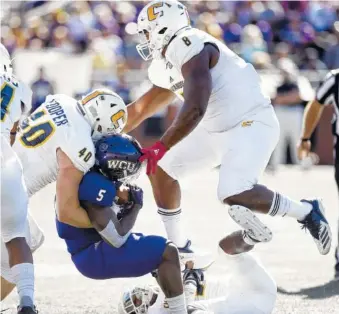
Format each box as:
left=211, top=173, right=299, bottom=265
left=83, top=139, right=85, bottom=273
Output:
left=126, top=184, right=143, bottom=211
left=117, top=185, right=143, bottom=220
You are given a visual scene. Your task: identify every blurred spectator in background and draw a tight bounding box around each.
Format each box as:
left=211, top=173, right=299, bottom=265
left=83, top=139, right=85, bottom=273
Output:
left=241, top=24, right=267, bottom=63
left=31, top=66, right=54, bottom=111
left=302, top=47, right=327, bottom=71
left=271, top=58, right=304, bottom=168
left=325, top=21, right=339, bottom=70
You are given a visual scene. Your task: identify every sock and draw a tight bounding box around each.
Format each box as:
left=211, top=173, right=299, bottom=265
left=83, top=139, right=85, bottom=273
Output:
left=268, top=192, right=312, bottom=221
left=158, top=207, right=188, bottom=248
left=166, top=294, right=187, bottom=314
left=11, top=263, right=34, bottom=307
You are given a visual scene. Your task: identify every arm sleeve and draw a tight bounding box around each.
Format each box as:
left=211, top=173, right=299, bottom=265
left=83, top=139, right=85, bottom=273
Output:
left=78, top=172, right=117, bottom=207
left=165, top=29, right=205, bottom=72
left=316, top=71, right=336, bottom=105
left=60, top=130, right=95, bottom=173
left=19, top=80, right=33, bottom=113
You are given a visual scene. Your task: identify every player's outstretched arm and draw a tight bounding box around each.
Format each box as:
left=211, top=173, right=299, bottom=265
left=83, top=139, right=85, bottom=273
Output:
left=160, top=46, right=214, bottom=149
left=56, top=149, right=92, bottom=228
left=124, top=85, right=175, bottom=133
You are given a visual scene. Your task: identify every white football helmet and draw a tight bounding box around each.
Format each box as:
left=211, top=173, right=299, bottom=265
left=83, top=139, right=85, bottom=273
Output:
left=0, top=43, right=13, bottom=76
left=118, top=285, right=160, bottom=314
left=136, top=0, right=191, bottom=60
left=79, top=89, right=127, bottom=141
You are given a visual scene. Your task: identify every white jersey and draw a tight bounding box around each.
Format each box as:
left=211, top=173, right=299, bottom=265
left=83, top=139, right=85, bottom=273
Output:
left=1, top=73, right=32, bottom=141
left=13, top=94, right=95, bottom=196
left=148, top=28, right=271, bottom=132
left=148, top=254, right=276, bottom=314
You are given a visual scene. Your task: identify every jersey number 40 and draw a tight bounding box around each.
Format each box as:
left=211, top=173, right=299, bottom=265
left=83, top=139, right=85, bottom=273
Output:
left=20, top=110, right=55, bottom=148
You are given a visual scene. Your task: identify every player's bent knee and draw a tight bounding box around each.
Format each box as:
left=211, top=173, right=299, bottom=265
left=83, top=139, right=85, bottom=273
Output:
left=162, top=242, right=180, bottom=263
left=217, top=181, right=254, bottom=205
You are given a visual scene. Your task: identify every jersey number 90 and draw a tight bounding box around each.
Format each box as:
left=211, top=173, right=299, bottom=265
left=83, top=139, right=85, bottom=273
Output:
left=20, top=110, right=55, bottom=148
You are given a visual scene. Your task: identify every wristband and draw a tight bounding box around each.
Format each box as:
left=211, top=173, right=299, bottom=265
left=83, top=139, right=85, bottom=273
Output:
left=301, top=138, right=310, bottom=142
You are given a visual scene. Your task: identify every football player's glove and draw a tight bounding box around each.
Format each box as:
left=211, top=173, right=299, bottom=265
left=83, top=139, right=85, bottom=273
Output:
left=139, top=141, right=167, bottom=175
left=117, top=185, right=143, bottom=220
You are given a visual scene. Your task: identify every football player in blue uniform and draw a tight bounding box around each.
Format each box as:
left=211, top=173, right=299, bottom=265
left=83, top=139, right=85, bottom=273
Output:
left=56, top=134, right=187, bottom=314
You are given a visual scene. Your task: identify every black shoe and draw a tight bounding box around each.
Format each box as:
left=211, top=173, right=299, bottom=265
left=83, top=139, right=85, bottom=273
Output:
left=17, top=306, right=38, bottom=314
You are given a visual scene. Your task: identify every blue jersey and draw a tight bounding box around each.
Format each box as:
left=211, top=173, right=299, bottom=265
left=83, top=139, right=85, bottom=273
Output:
left=56, top=171, right=167, bottom=279
left=56, top=171, right=117, bottom=255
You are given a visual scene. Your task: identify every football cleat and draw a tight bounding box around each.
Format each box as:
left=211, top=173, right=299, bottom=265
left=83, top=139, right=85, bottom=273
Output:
left=298, top=199, right=332, bottom=255
left=178, top=240, right=214, bottom=270
left=17, top=306, right=38, bottom=314
left=228, top=205, right=273, bottom=243
left=183, top=268, right=206, bottom=296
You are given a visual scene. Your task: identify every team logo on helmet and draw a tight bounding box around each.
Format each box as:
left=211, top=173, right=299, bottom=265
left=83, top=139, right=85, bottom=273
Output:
left=111, top=110, right=126, bottom=130
left=99, top=143, right=108, bottom=152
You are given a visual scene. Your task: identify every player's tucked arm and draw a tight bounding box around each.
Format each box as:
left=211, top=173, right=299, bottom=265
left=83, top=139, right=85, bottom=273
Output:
left=82, top=186, right=143, bottom=248
left=124, top=85, right=175, bottom=133
left=161, top=47, right=213, bottom=149
left=300, top=99, right=324, bottom=139
left=56, top=149, right=92, bottom=228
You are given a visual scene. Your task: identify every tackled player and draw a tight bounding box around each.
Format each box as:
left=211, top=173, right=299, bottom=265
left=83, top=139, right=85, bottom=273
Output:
left=56, top=134, right=188, bottom=314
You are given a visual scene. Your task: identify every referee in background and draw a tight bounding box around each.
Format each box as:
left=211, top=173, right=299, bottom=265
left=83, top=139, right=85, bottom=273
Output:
left=298, top=69, right=339, bottom=280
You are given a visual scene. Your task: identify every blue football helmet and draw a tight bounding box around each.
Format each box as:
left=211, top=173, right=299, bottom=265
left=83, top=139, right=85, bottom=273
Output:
left=95, top=134, right=144, bottom=183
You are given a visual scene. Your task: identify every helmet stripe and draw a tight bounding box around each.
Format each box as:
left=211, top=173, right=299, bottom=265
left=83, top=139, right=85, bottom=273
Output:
left=81, top=90, right=115, bottom=105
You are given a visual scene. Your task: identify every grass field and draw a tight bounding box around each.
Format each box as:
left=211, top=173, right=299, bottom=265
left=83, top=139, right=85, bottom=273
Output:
left=1, top=166, right=339, bottom=313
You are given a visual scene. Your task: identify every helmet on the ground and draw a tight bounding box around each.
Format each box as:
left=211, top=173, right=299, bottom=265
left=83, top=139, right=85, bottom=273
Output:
left=0, top=44, right=13, bottom=76
left=136, top=0, right=191, bottom=60
left=95, top=134, right=144, bottom=183
left=117, top=285, right=160, bottom=314
left=80, top=89, right=127, bottom=141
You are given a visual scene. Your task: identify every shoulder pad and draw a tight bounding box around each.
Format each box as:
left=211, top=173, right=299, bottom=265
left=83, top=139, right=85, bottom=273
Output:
left=165, top=28, right=205, bottom=70
left=79, top=171, right=117, bottom=206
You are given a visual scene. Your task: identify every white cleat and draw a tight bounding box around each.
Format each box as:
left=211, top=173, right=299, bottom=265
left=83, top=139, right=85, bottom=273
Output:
left=228, top=205, right=273, bottom=243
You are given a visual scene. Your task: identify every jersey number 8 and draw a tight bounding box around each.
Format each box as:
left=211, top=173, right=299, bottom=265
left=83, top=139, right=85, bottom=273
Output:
left=182, top=36, right=191, bottom=46
left=20, top=110, right=56, bottom=148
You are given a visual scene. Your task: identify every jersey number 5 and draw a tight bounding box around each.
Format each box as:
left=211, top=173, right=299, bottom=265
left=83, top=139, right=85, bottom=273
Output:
left=20, top=110, right=55, bottom=148
left=96, top=189, right=106, bottom=201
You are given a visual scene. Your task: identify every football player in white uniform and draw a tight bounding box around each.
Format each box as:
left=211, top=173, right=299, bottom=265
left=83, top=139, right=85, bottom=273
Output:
left=118, top=231, right=277, bottom=314
left=0, top=44, right=39, bottom=313
left=124, top=0, right=332, bottom=267
left=1, top=213, right=44, bottom=303
left=13, top=89, right=127, bottom=227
